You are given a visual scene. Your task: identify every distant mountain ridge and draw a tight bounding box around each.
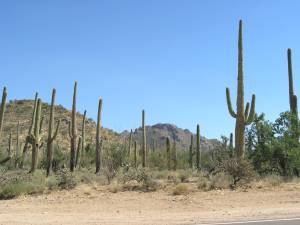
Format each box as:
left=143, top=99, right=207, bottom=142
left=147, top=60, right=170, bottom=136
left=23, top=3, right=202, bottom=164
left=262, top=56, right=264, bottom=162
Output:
left=0, top=99, right=220, bottom=153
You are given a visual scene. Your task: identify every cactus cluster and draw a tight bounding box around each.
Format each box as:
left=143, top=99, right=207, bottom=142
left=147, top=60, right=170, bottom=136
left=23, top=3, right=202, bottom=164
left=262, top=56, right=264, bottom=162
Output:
left=46, top=89, right=60, bottom=176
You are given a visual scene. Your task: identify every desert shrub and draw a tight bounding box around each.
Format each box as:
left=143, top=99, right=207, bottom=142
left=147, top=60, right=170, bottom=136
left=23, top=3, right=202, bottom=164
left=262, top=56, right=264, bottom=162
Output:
left=172, top=184, right=189, bottom=195
left=119, top=167, right=159, bottom=191
left=210, top=172, right=231, bottom=189
left=0, top=170, right=45, bottom=199
left=219, top=158, right=255, bottom=188
left=262, top=174, right=282, bottom=187
left=102, top=142, right=128, bottom=183
left=197, top=175, right=211, bottom=191
left=56, top=169, right=77, bottom=190
left=108, top=182, right=122, bottom=193
left=177, top=170, right=190, bottom=183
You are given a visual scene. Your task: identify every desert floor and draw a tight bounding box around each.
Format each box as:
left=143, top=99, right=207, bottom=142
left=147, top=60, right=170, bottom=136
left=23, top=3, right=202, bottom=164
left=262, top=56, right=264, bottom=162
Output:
left=1, top=183, right=300, bottom=225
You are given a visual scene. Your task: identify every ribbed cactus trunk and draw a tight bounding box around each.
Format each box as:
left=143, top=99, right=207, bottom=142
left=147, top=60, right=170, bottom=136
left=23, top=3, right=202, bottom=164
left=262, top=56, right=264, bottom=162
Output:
left=134, top=141, right=137, bottom=168
left=95, top=99, right=103, bottom=173
left=189, top=135, right=193, bottom=169
left=166, top=137, right=171, bottom=170
left=15, top=121, right=20, bottom=168
left=142, top=110, right=146, bottom=167
left=226, top=20, right=256, bottom=159
left=0, top=87, right=7, bottom=139
left=75, top=136, right=82, bottom=168
left=128, top=129, right=133, bottom=156
left=173, top=139, right=177, bottom=171
left=20, top=92, right=38, bottom=168
left=196, top=124, right=201, bottom=170
left=8, top=131, right=12, bottom=166
left=46, top=89, right=60, bottom=176
left=80, top=110, right=86, bottom=167
left=30, top=98, right=42, bottom=173
left=69, top=82, right=77, bottom=172
left=287, top=48, right=299, bottom=141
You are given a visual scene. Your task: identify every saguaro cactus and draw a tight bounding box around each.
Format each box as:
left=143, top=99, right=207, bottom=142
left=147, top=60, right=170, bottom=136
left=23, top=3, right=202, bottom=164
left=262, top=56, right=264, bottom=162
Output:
left=46, top=89, right=60, bottom=176
left=15, top=121, right=20, bottom=168
left=75, top=136, right=82, bottom=168
left=69, top=82, right=78, bottom=172
left=229, top=133, right=233, bottom=150
left=95, top=98, right=103, bottom=173
left=20, top=92, right=38, bottom=168
left=29, top=98, right=43, bottom=173
left=173, top=139, right=177, bottom=171
left=134, top=141, right=137, bottom=168
left=142, top=110, right=146, bottom=167
left=128, top=129, right=133, bottom=156
left=80, top=110, right=86, bottom=167
left=287, top=48, right=299, bottom=141
left=196, top=124, right=201, bottom=170
left=0, top=87, right=7, bottom=139
left=166, top=137, right=171, bottom=170
left=226, top=20, right=256, bottom=159
left=189, top=135, right=193, bottom=169
left=7, top=131, right=12, bottom=166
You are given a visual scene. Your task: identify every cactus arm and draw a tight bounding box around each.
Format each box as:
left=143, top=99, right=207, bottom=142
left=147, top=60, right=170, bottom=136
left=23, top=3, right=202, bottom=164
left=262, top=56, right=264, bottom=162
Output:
left=39, top=116, right=44, bottom=134
left=226, top=88, right=237, bottom=118
left=51, top=120, right=60, bottom=142
left=246, top=94, right=256, bottom=125
left=244, top=102, right=250, bottom=120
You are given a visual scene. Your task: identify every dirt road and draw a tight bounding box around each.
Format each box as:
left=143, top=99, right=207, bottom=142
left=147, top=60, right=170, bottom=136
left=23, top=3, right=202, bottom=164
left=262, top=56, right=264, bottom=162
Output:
left=1, top=183, right=300, bottom=225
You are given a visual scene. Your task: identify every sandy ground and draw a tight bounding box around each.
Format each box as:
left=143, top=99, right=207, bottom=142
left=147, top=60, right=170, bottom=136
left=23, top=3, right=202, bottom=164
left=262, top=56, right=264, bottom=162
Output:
left=0, top=183, right=300, bottom=225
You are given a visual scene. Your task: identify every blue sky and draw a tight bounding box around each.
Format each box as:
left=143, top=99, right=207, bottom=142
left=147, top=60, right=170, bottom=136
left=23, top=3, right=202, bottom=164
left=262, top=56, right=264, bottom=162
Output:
left=0, top=0, right=299, bottom=139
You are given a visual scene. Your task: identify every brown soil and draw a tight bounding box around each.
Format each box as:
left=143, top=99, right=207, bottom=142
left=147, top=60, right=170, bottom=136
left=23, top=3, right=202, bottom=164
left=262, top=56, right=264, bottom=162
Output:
left=1, top=183, right=300, bottom=225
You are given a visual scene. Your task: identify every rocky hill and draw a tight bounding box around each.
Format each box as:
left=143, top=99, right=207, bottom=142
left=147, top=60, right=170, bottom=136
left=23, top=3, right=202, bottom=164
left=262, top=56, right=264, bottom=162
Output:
left=121, top=123, right=220, bottom=152
left=0, top=100, right=220, bottom=153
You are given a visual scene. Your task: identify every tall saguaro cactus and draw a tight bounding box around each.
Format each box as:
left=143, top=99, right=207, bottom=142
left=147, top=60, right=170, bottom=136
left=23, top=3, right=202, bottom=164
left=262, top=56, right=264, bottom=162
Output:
left=226, top=20, right=256, bottom=159
left=15, top=121, right=20, bottom=168
left=189, top=135, right=193, bottom=169
left=95, top=98, right=103, bottom=173
left=166, top=137, right=171, bottom=170
left=30, top=98, right=43, bottom=173
left=173, top=139, right=177, bottom=171
left=287, top=48, right=299, bottom=141
left=20, top=93, right=38, bottom=168
left=0, top=87, right=7, bottom=139
left=196, top=124, right=201, bottom=170
left=46, top=89, right=60, bottom=176
left=128, top=129, right=133, bottom=156
left=142, top=110, right=146, bottom=167
left=69, top=82, right=78, bottom=172
left=134, top=141, right=137, bottom=168
left=80, top=110, right=86, bottom=167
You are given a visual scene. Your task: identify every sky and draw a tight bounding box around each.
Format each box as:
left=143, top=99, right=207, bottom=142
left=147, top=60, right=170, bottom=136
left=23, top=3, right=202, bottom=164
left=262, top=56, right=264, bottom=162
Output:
left=0, top=0, right=299, bottom=139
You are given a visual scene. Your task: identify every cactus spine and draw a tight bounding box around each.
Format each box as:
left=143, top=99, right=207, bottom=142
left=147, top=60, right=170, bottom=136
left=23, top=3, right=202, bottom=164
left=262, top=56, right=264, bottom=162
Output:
left=46, top=89, right=60, bottom=176
left=95, top=98, right=103, bottom=173
left=30, top=98, right=42, bottom=173
left=21, top=93, right=38, bottom=168
left=69, top=82, right=78, bottom=172
left=0, top=87, right=7, bottom=139
left=189, top=135, right=193, bottom=169
left=287, top=48, right=299, bottom=141
left=166, top=137, right=171, bottom=170
left=226, top=20, right=256, bottom=159
left=142, top=110, right=146, bottom=167
left=196, top=124, right=201, bottom=170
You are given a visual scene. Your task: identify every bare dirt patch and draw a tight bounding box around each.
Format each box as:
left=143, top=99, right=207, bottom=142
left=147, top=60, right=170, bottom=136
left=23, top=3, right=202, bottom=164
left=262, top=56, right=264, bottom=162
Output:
left=1, top=182, right=300, bottom=225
